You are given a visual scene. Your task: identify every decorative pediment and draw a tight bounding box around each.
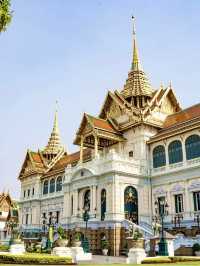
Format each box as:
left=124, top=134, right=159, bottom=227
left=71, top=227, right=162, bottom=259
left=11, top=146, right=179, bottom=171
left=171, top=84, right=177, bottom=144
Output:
left=18, top=151, right=35, bottom=179
left=142, top=86, right=181, bottom=127
left=171, top=183, right=185, bottom=193
left=188, top=180, right=200, bottom=191
left=18, top=150, right=46, bottom=179
left=71, top=168, right=94, bottom=182
left=99, top=91, right=123, bottom=119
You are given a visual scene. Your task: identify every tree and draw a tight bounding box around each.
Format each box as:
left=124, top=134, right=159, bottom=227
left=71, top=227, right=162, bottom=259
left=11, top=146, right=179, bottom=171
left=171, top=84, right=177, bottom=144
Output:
left=0, top=0, right=12, bottom=33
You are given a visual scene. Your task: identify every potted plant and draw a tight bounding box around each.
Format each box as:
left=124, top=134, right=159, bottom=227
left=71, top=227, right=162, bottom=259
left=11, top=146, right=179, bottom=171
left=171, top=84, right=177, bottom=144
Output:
left=127, top=228, right=144, bottom=249
left=73, top=232, right=82, bottom=247
left=193, top=243, right=200, bottom=256
left=55, top=226, right=68, bottom=247
left=101, top=239, right=109, bottom=255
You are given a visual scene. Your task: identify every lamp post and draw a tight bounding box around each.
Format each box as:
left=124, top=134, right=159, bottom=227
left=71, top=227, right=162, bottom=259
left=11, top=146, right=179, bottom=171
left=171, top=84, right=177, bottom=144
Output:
left=154, top=199, right=169, bottom=256
left=78, top=206, right=96, bottom=253
left=194, top=212, right=200, bottom=231
left=41, top=213, right=57, bottom=250
left=6, top=218, right=18, bottom=245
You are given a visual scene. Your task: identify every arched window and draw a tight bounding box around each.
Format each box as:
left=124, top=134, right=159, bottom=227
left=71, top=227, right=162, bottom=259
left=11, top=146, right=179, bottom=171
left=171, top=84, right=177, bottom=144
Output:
left=43, top=180, right=48, bottom=195
left=185, top=135, right=200, bottom=160
left=101, top=189, right=106, bottom=221
left=50, top=179, right=55, bottom=193
left=124, top=186, right=138, bottom=224
left=84, top=189, right=90, bottom=211
left=153, top=145, right=166, bottom=168
left=168, top=140, right=183, bottom=164
left=56, top=176, right=62, bottom=192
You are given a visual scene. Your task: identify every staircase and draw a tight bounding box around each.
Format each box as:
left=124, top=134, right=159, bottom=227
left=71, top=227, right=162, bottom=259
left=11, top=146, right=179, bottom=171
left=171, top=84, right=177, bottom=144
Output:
left=122, top=219, right=154, bottom=239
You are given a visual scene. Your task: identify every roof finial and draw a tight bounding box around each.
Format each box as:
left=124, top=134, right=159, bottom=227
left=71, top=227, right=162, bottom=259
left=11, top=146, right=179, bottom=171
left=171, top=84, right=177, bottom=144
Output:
left=53, top=100, right=59, bottom=134
left=131, top=16, right=141, bottom=71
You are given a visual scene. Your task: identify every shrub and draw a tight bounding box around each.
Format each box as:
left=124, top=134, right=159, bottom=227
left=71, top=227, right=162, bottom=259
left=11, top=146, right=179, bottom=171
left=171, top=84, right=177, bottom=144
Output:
left=133, top=228, right=143, bottom=240
left=142, top=257, right=171, bottom=264
left=193, top=243, right=200, bottom=252
left=142, top=256, right=200, bottom=264
left=74, top=232, right=81, bottom=241
left=0, top=245, right=9, bottom=251
left=0, top=253, right=73, bottom=265
left=101, top=239, right=109, bottom=249
left=57, top=226, right=67, bottom=240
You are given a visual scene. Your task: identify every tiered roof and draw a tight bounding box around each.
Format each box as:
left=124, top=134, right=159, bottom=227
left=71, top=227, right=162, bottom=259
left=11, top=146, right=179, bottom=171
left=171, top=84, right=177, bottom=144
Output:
left=43, top=111, right=65, bottom=156
left=121, top=17, right=154, bottom=100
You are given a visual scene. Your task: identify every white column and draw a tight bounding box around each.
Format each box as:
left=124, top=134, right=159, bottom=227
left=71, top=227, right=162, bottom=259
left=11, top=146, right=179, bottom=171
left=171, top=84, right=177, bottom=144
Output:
left=63, top=190, right=70, bottom=220
left=80, top=136, right=84, bottom=163
left=73, top=190, right=78, bottom=217
left=91, top=185, right=97, bottom=215
left=94, top=135, right=98, bottom=158
left=184, top=185, right=191, bottom=220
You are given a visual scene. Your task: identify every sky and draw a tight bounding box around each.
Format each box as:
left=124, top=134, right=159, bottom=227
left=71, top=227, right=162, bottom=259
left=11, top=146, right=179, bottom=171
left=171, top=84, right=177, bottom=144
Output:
left=0, top=0, right=200, bottom=199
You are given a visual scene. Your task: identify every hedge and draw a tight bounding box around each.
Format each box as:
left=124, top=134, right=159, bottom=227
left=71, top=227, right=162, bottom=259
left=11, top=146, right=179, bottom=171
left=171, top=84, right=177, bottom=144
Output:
left=142, top=256, right=200, bottom=264
left=0, top=253, right=73, bottom=265
left=0, top=245, right=9, bottom=251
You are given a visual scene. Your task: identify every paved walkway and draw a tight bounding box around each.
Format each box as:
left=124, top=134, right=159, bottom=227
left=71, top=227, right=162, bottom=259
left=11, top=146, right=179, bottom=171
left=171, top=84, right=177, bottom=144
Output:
left=79, top=255, right=127, bottom=264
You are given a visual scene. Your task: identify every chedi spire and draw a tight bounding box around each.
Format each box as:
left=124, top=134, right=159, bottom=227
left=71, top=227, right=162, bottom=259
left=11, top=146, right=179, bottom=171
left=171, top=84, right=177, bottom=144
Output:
left=121, top=17, right=154, bottom=108
left=43, top=110, right=64, bottom=158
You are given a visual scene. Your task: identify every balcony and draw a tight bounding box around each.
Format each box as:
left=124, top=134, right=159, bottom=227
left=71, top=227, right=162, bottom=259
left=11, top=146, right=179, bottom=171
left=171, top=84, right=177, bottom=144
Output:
left=65, top=149, right=148, bottom=179
left=151, top=157, right=200, bottom=176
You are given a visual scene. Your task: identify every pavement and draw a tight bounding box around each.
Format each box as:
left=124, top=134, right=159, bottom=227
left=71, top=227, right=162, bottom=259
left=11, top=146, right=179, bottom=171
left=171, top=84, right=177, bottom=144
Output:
left=79, top=255, right=127, bottom=264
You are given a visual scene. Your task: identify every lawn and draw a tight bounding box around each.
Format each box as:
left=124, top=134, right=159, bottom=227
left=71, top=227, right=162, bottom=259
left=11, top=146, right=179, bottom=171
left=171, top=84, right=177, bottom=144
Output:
left=2, top=263, right=200, bottom=266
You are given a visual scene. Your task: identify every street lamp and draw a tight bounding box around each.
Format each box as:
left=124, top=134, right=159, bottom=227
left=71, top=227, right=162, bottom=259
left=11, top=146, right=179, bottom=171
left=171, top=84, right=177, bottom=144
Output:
left=6, top=218, right=18, bottom=245
left=194, top=212, right=200, bottom=231
left=154, top=199, right=169, bottom=256
left=78, top=206, right=96, bottom=253
left=41, top=213, right=57, bottom=249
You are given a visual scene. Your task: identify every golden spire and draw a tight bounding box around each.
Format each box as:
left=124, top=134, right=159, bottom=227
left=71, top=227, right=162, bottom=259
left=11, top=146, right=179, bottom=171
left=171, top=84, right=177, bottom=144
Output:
left=121, top=16, right=154, bottom=102
left=43, top=104, right=64, bottom=157
left=131, top=16, right=142, bottom=71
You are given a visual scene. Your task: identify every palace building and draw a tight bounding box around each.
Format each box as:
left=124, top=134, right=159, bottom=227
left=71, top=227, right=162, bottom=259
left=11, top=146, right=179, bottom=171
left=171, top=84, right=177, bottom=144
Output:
left=18, top=20, right=200, bottom=255
left=0, top=192, right=18, bottom=245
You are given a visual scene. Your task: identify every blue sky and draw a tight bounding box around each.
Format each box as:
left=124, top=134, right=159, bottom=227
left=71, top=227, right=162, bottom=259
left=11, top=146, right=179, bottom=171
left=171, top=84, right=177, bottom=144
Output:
left=0, top=0, right=200, bottom=198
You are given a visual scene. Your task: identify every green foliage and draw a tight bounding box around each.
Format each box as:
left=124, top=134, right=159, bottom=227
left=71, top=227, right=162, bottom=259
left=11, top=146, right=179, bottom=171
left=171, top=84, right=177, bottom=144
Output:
left=193, top=243, right=200, bottom=252
left=132, top=228, right=143, bottom=240
left=0, top=253, right=72, bottom=265
left=74, top=232, right=81, bottom=241
left=142, top=256, right=200, bottom=264
left=57, top=226, right=67, bottom=239
left=101, top=239, right=109, bottom=249
left=0, top=245, right=9, bottom=251
left=0, top=0, right=12, bottom=33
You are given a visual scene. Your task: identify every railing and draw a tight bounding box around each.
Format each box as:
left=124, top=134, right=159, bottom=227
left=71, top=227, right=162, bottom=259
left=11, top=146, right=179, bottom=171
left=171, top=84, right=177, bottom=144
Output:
left=65, top=149, right=148, bottom=178
left=122, top=219, right=154, bottom=239
left=163, top=211, right=200, bottom=229
left=151, top=157, right=200, bottom=176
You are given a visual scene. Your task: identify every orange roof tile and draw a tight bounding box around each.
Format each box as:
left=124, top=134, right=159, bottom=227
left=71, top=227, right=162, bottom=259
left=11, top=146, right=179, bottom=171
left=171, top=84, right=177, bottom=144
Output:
left=163, top=103, right=200, bottom=129
left=87, top=114, right=117, bottom=133
left=49, top=149, right=92, bottom=172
